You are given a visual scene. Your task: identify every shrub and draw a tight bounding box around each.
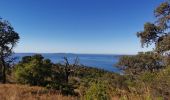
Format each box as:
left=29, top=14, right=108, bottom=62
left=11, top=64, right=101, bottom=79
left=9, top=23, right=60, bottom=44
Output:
left=84, top=82, right=110, bottom=100
left=46, top=82, right=77, bottom=96
left=14, top=54, right=52, bottom=86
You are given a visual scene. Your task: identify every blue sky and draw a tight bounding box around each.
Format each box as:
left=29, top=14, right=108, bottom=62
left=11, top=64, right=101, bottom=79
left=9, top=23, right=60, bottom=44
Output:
left=0, top=0, right=164, bottom=54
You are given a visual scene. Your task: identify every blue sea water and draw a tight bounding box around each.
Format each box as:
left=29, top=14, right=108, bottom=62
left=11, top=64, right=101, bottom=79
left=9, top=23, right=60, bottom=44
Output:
left=14, top=53, right=122, bottom=73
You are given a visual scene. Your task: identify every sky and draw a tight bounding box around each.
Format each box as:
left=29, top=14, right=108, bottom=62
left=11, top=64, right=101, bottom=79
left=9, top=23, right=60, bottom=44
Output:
left=0, top=0, right=164, bottom=54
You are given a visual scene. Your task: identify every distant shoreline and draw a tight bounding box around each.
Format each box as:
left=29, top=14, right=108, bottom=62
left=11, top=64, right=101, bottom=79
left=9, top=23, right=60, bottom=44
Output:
left=14, top=52, right=134, bottom=56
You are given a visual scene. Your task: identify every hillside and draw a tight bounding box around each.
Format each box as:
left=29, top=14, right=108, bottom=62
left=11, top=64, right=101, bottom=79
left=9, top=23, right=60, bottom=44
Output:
left=0, top=84, right=77, bottom=100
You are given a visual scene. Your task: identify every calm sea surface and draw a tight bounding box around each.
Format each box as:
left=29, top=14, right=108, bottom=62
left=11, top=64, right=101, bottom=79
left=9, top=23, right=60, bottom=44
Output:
left=14, top=53, right=122, bottom=72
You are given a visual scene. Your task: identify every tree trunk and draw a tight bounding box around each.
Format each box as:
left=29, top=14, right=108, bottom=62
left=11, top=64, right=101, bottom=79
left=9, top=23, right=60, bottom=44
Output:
left=65, top=75, right=68, bottom=83
left=1, top=58, right=6, bottom=84
left=65, top=70, right=70, bottom=84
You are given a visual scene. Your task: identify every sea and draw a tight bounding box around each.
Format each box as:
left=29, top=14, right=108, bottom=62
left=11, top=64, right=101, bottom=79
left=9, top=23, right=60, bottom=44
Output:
left=13, top=53, right=122, bottom=73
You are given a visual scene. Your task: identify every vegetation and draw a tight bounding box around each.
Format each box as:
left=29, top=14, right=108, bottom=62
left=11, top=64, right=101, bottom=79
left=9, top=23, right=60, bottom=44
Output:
left=0, top=0, right=170, bottom=100
left=84, top=82, right=109, bottom=100
left=137, top=1, right=170, bottom=54
left=117, top=52, right=163, bottom=75
left=14, top=54, right=52, bottom=86
left=0, top=18, right=20, bottom=83
left=0, top=84, right=77, bottom=100
left=115, top=0, right=170, bottom=99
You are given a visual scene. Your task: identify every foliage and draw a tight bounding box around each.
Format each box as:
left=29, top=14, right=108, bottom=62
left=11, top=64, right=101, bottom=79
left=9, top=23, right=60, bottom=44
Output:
left=115, top=2, right=170, bottom=99
left=84, top=82, right=109, bottom=100
left=46, top=82, right=76, bottom=96
left=14, top=54, right=52, bottom=86
left=137, top=22, right=162, bottom=47
left=117, top=52, right=163, bottom=75
left=14, top=55, right=80, bottom=95
left=137, top=1, right=170, bottom=54
left=124, top=67, right=170, bottom=99
left=0, top=18, right=20, bottom=83
left=10, top=53, right=170, bottom=99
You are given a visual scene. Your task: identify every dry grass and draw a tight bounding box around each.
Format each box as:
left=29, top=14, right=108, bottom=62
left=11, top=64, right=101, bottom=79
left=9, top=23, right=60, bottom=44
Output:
left=0, top=84, right=77, bottom=100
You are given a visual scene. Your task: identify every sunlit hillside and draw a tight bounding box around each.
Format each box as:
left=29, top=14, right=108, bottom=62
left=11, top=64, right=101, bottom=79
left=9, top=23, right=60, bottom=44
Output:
left=0, top=84, right=77, bottom=100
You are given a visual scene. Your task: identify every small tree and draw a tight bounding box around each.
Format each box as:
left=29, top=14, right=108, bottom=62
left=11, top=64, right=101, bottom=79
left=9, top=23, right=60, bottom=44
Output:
left=0, top=18, right=20, bottom=83
left=14, top=54, right=52, bottom=86
left=63, top=57, right=79, bottom=84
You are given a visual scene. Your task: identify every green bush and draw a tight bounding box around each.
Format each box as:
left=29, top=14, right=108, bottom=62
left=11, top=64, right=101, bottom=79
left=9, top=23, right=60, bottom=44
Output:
left=14, top=54, right=52, bottom=86
left=84, top=82, right=110, bottom=100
